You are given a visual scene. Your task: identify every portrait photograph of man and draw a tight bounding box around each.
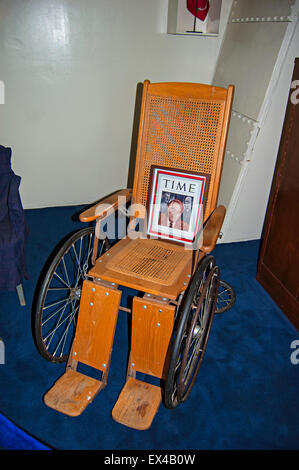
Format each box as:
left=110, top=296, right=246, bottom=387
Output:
left=158, top=196, right=190, bottom=231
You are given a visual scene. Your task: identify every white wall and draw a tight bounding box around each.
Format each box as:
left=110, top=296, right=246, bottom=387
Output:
left=0, top=0, right=232, bottom=209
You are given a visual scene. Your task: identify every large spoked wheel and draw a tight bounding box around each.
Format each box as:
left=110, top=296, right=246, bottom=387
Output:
left=165, top=255, right=220, bottom=409
left=34, top=227, right=109, bottom=363
left=215, top=280, right=236, bottom=314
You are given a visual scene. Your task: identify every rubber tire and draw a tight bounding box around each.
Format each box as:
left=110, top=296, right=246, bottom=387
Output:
left=164, top=255, right=218, bottom=409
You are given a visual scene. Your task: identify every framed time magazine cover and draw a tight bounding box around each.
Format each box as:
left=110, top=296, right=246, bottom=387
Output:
left=147, top=166, right=210, bottom=245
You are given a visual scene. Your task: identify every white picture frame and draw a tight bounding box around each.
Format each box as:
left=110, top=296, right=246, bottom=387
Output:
left=147, top=166, right=210, bottom=245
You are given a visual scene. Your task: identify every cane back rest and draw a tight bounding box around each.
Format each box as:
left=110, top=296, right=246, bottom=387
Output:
left=132, top=81, right=234, bottom=223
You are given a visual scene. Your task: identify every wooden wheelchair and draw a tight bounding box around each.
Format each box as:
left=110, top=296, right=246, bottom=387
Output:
left=34, top=81, right=235, bottom=430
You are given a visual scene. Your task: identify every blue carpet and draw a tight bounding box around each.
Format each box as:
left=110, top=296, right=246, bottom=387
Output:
left=0, top=205, right=298, bottom=450
left=0, top=412, right=51, bottom=450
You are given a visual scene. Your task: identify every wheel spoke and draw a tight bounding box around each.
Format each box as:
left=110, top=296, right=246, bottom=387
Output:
left=217, top=297, right=230, bottom=306
left=42, top=298, right=73, bottom=327
left=86, top=233, right=94, bottom=260
left=215, top=280, right=235, bottom=314
left=219, top=287, right=230, bottom=296
left=72, top=241, right=85, bottom=287
left=43, top=297, right=70, bottom=311
left=45, top=306, right=79, bottom=356
left=52, top=305, right=79, bottom=357
left=53, top=271, right=70, bottom=289
left=182, top=314, right=205, bottom=384
left=47, top=287, right=70, bottom=291
left=184, top=344, right=203, bottom=383
left=62, top=255, right=71, bottom=288
left=35, top=227, right=99, bottom=362
left=44, top=300, right=73, bottom=347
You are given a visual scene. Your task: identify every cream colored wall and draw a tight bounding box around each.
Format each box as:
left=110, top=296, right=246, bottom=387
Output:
left=0, top=0, right=232, bottom=209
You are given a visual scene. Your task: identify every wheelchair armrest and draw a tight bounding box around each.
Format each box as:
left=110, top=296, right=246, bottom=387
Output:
left=200, top=205, right=226, bottom=254
left=79, top=188, right=132, bottom=222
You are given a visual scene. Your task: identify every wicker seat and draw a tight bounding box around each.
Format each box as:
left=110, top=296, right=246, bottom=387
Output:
left=89, top=237, right=195, bottom=299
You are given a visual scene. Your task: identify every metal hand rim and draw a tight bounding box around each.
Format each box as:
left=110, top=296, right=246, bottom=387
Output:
left=177, top=265, right=219, bottom=402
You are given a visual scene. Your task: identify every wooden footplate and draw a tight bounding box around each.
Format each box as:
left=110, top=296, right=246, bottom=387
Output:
left=112, top=378, right=162, bottom=430
left=44, top=369, right=104, bottom=417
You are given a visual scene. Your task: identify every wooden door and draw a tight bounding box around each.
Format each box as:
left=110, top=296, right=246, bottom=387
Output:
left=257, top=58, right=299, bottom=330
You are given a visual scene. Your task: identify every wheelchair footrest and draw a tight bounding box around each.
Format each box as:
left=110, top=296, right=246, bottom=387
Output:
left=112, top=378, right=162, bottom=430
left=44, top=369, right=104, bottom=417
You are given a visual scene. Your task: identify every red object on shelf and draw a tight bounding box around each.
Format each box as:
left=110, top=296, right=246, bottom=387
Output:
left=187, top=0, right=210, bottom=21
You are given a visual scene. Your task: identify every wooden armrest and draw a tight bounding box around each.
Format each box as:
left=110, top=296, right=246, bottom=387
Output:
left=79, top=189, right=132, bottom=222
left=200, top=205, right=226, bottom=253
